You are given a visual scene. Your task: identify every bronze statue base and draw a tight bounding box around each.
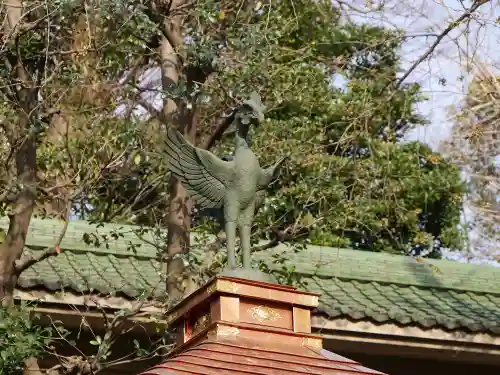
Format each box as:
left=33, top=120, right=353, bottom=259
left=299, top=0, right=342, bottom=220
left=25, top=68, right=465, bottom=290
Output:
left=220, top=267, right=277, bottom=284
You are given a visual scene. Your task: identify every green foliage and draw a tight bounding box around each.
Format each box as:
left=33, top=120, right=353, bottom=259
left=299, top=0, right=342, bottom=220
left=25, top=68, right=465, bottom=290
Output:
left=0, top=0, right=466, bottom=260
left=0, top=0, right=469, bottom=373
left=199, top=0, right=466, bottom=255
left=33, top=0, right=466, bottom=255
left=0, top=304, right=53, bottom=375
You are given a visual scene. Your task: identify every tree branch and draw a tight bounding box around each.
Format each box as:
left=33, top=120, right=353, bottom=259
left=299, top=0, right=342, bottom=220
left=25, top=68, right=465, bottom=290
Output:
left=201, top=110, right=236, bottom=150
left=252, top=227, right=310, bottom=253
left=395, top=0, right=489, bottom=89
left=15, top=203, right=71, bottom=273
left=86, top=298, right=152, bottom=373
left=1, top=4, right=54, bottom=46
left=137, top=99, right=168, bottom=124
left=335, top=0, right=385, bottom=14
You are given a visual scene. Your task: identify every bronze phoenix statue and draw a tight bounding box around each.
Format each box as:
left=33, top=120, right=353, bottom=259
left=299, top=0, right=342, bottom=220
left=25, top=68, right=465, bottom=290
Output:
left=165, top=92, right=286, bottom=281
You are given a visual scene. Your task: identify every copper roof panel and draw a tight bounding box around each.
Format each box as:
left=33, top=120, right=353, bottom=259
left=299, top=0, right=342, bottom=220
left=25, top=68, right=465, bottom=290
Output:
left=171, top=356, right=337, bottom=375
left=188, top=343, right=364, bottom=373
left=142, top=338, right=386, bottom=375
left=186, top=348, right=357, bottom=372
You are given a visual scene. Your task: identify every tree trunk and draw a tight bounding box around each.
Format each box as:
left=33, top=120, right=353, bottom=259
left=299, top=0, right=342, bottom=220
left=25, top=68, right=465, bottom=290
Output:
left=158, top=6, right=196, bottom=302
left=159, top=1, right=216, bottom=301
left=0, top=0, right=38, bottom=305
left=23, top=357, right=44, bottom=375
left=1, top=2, right=42, bottom=374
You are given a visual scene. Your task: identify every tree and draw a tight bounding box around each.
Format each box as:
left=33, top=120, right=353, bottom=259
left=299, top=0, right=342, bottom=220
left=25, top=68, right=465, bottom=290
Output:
left=105, top=0, right=465, bottom=257
left=444, top=66, right=499, bottom=259
left=0, top=0, right=177, bottom=373
left=0, top=0, right=466, bottom=373
left=189, top=2, right=466, bottom=256
left=0, top=303, right=53, bottom=375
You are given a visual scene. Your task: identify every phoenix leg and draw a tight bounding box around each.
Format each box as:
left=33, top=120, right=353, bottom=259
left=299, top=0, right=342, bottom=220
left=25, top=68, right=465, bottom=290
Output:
left=239, top=201, right=255, bottom=269
left=224, top=203, right=239, bottom=269
left=225, top=221, right=237, bottom=269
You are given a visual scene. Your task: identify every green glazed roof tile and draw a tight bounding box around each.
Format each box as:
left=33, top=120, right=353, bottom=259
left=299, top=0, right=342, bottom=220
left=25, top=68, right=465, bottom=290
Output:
left=9, top=218, right=500, bottom=334
left=303, top=275, right=500, bottom=333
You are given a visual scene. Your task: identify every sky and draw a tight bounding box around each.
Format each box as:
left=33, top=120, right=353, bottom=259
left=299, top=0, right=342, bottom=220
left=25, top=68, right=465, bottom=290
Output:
left=346, top=0, right=500, bottom=263
left=349, top=0, right=500, bottom=150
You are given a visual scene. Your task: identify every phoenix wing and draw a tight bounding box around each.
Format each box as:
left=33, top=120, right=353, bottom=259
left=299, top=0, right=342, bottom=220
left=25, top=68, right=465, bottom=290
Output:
left=165, top=127, right=233, bottom=209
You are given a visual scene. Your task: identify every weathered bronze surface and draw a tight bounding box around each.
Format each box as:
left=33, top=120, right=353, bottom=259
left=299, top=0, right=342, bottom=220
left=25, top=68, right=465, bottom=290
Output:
left=165, top=93, right=286, bottom=283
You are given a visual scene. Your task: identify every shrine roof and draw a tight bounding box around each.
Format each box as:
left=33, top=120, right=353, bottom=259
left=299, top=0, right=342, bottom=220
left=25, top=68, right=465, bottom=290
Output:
left=8, top=217, right=500, bottom=334
left=141, top=334, right=385, bottom=375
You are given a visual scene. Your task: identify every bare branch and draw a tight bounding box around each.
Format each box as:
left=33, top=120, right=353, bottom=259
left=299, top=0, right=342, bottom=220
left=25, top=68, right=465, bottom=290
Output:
left=395, top=0, right=490, bottom=89
left=334, top=0, right=385, bottom=14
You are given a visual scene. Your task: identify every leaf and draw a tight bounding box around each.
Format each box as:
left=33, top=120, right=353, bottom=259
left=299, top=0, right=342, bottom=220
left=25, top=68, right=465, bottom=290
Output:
left=133, top=152, right=141, bottom=165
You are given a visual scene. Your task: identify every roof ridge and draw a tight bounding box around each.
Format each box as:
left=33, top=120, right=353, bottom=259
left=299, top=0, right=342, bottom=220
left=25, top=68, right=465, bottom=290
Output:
left=1, top=217, right=218, bottom=259
left=311, top=275, right=500, bottom=298
left=170, top=343, right=376, bottom=375
left=255, top=244, right=500, bottom=295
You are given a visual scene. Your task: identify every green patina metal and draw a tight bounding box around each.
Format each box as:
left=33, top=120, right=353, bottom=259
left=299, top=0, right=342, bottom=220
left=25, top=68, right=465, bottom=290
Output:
left=164, top=92, right=286, bottom=282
